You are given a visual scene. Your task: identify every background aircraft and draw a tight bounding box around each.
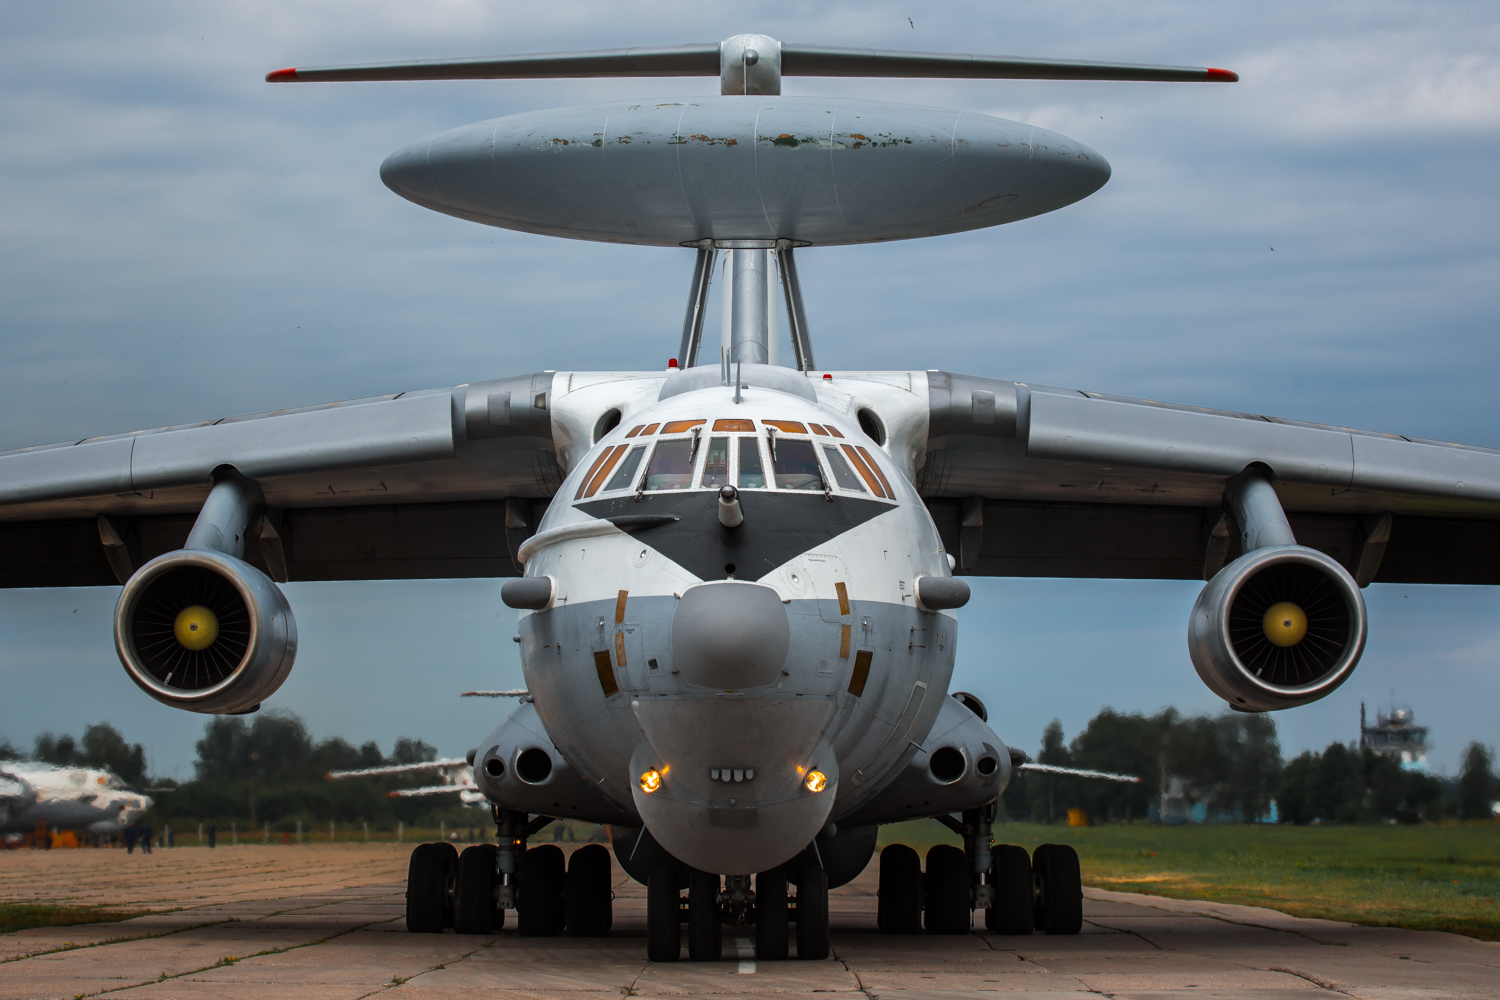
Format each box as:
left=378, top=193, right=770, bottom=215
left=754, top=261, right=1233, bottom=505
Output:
left=0, top=762, right=152, bottom=839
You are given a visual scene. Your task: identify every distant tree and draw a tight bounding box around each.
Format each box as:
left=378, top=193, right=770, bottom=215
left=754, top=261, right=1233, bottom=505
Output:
left=393, top=738, right=438, bottom=765
left=28, top=724, right=148, bottom=786
left=34, top=732, right=78, bottom=764
left=1027, top=719, right=1072, bottom=823
left=0, top=737, right=21, bottom=760
left=1069, top=708, right=1176, bottom=822
left=79, top=723, right=148, bottom=787
left=1458, top=742, right=1495, bottom=820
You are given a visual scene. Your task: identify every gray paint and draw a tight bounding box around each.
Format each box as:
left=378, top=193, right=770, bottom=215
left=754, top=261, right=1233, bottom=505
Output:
left=671, top=581, right=790, bottom=689
left=378, top=99, right=1109, bottom=247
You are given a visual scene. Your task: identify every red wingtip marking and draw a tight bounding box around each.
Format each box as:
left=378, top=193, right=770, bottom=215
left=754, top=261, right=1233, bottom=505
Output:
left=266, top=67, right=300, bottom=83
left=1205, top=67, right=1239, bottom=82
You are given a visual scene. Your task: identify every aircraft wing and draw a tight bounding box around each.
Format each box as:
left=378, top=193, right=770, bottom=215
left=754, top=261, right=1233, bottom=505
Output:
left=0, top=375, right=563, bottom=587
left=918, top=373, right=1500, bottom=585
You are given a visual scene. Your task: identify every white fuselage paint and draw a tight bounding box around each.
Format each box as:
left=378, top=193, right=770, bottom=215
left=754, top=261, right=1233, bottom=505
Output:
left=498, top=370, right=968, bottom=875
left=0, top=762, right=151, bottom=836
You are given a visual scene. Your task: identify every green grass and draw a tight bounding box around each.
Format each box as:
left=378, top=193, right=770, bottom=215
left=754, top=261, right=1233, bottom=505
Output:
left=0, top=902, right=150, bottom=935
left=879, top=819, right=1500, bottom=941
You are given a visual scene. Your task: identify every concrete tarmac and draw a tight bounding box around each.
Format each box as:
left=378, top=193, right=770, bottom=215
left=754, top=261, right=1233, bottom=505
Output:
left=2, top=843, right=1496, bottom=999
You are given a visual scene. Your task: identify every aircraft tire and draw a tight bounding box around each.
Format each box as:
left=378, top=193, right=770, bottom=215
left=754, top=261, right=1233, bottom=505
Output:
left=687, top=870, right=722, bottom=961
left=923, top=844, right=970, bottom=934
left=454, top=844, right=502, bottom=934
left=877, top=844, right=922, bottom=934
left=755, top=867, right=789, bottom=960
left=518, top=844, right=566, bottom=936
left=794, top=864, right=829, bottom=959
left=985, top=844, right=1033, bottom=935
left=646, top=865, right=681, bottom=962
left=1032, top=844, right=1082, bottom=934
left=405, top=842, right=457, bottom=933
left=565, top=844, right=613, bottom=936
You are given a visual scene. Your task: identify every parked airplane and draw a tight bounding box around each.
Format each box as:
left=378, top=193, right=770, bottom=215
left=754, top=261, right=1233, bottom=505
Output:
left=0, top=762, right=152, bottom=838
left=2, top=33, right=1496, bottom=960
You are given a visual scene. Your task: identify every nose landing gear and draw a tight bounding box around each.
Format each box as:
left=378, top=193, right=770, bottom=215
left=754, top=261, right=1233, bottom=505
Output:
left=644, top=861, right=833, bottom=962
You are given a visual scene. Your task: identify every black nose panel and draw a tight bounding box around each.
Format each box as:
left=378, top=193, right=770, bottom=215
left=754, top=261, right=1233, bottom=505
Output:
left=671, top=582, right=790, bottom=689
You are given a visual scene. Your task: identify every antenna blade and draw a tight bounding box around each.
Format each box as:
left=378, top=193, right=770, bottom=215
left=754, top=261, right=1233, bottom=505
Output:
left=267, top=44, right=719, bottom=83
left=781, top=44, right=1236, bottom=83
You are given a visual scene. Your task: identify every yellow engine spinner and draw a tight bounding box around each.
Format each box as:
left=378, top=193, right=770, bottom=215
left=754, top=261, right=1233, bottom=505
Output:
left=1262, top=601, right=1308, bottom=647
left=174, top=605, right=220, bottom=650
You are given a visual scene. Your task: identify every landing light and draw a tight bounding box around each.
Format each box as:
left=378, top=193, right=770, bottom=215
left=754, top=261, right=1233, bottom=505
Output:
left=805, top=770, right=827, bottom=793
left=639, top=769, right=662, bottom=794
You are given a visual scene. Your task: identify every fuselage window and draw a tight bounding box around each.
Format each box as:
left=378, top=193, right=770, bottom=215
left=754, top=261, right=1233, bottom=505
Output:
left=603, top=445, right=647, bottom=493
left=702, top=437, right=730, bottom=488
left=737, top=436, right=766, bottom=488
left=772, top=439, right=825, bottom=491
left=822, top=445, right=866, bottom=492
left=644, top=438, right=696, bottom=491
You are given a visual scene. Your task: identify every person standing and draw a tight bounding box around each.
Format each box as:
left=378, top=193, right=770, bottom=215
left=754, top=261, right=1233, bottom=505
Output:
left=124, top=822, right=138, bottom=854
left=139, top=821, right=154, bottom=854
left=207, top=823, right=217, bottom=849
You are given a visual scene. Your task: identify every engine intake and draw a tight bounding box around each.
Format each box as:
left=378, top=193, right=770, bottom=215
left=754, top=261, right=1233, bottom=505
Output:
left=114, top=548, right=297, bottom=715
left=1189, top=545, right=1365, bottom=711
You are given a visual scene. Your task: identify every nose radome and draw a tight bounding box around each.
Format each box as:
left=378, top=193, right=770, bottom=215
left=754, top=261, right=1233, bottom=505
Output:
left=379, top=140, right=440, bottom=211
left=671, top=582, right=790, bottom=689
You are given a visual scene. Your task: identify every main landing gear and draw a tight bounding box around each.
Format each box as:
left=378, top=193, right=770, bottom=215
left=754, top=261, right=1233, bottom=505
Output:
left=877, top=805, right=1082, bottom=936
left=404, top=810, right=613, bottom=937
left=645, top=861, right=831, bottom=962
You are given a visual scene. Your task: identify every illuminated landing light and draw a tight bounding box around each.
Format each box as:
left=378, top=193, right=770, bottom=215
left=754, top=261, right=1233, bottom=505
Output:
left=174, top=605, right=219, bottom=650
left=1262, top=601, right=1308, bottom=647
left=640, top=769, right=662, bottom=794
left=805, top=770, right=827, bottom=793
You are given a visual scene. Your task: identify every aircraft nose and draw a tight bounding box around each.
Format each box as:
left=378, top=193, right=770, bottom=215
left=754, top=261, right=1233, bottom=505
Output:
left=379, top=140, right=440, bottom=210
left=1028, top=131, right=1111, bottom=209
left=671, top=582, right=790, bottom=688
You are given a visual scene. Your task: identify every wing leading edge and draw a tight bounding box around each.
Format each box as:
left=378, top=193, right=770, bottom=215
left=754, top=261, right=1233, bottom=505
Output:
left=919, top=372, right=1500, bottom=585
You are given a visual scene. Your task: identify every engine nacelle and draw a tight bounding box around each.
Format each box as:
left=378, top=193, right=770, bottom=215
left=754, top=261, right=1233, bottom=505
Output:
left=1189, top=545, right=1366, bottom=712
left=114, top=548, right=297, bottom=715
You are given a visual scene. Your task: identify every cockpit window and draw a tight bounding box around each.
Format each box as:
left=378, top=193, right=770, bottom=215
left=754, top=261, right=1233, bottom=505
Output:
left=644, top=438, right=696, bottom=491
left=603, top=445, right=647, bottom=492
left=702, top=437, right=730, bottom=488
left=772, top=439, right=825, bottom=491
left=822, top=445, right=866, bottom=492
left=738, top=437, right=765, bottom=488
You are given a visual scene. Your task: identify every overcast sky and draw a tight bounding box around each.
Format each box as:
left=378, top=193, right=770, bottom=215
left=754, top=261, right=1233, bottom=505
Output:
left=1, top=2, right=1497, bottom=780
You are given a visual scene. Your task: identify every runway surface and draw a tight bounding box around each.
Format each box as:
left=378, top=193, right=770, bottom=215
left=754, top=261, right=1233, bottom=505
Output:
left=2, top=843, right=1495, bottom=998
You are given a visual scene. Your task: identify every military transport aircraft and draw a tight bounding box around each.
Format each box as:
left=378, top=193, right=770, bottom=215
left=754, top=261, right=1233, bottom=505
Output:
left=0, top=761, right=152, bottom=839
left=2, top=33, right=1497, bottom=961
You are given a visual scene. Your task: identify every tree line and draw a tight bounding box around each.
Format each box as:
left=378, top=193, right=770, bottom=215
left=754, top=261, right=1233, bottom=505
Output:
left=1003, top=707, right=1497, bottom=825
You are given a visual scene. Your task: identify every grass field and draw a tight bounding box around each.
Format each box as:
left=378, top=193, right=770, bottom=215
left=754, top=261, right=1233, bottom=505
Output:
left=0, top=902, right=150, bottom=935
left=880, top=819, right=1500, bottom=941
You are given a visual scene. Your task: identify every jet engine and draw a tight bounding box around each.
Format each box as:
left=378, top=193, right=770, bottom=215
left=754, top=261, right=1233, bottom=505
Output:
left=115, top=548, right=297, bottom=715
left=113, top=468, right=296, bottom=715
left=1189, top=470, right=1367, bottom=712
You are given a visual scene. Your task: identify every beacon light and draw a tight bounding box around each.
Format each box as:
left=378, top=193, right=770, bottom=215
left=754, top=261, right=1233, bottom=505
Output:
left=640, top=769, right=662, bottom=794
left=805, top=770, right=827, bottom=793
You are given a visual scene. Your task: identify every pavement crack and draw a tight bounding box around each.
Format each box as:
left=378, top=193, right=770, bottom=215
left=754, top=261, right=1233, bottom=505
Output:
left=0, top=918, right=236, bottom=965
left=82, top=917, right=389, bottom=997
left=1269, top=965, right=1355, bottom=994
